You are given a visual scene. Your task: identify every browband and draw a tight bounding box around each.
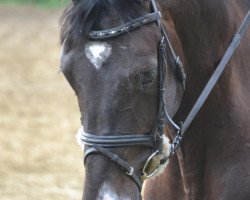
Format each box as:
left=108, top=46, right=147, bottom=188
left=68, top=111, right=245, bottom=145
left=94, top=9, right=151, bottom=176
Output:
left=89, top=12, right=161, bottom=39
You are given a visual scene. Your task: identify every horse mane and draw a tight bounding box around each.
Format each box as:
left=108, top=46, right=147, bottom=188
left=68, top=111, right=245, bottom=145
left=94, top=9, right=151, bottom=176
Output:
left=60, top=0, right=146, bottom=43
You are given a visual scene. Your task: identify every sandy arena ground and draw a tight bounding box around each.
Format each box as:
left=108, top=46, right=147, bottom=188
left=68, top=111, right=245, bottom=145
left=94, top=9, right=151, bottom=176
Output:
left=0, top=5, right=84, bottom=200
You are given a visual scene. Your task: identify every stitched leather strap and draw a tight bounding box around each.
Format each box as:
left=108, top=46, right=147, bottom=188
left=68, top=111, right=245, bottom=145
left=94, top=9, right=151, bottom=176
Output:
left=78, top=131, right=154, bottom=147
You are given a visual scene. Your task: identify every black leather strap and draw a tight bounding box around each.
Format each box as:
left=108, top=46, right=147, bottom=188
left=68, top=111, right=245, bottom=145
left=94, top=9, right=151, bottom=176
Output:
left=151, top=0, right=186, bottom=89
left=84, top=146, right=143, bottom=191
left=160, top=27, right=186, bottom=88
left=78, top=131, right=154, bottom=147
left=89, top=12, right=161, bottom=39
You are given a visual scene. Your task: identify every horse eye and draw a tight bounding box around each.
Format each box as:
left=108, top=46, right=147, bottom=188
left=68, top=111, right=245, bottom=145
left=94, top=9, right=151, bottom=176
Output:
left=138, top=69, right=157, bottom=88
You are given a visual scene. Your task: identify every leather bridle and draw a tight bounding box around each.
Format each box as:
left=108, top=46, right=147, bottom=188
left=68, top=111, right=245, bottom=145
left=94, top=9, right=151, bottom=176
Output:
left=77, top=0, right=250, bottom=193
left=77, top=0, right=186, bottom=191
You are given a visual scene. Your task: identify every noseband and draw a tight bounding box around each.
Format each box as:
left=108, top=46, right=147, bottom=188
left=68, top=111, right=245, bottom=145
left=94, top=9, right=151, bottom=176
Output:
left=77, top=0, right=250, bottom=193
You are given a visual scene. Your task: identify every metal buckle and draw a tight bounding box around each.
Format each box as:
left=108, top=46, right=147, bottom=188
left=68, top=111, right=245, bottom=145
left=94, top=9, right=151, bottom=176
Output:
left=160, top=37, right=166, bottom=51
left=126, top=167, right=134, bottom=176
left=170, top=130, right=183, bottom=155
left=175, top=56, right=181, bottom=67
left=157, top=131, right=163, bottom=139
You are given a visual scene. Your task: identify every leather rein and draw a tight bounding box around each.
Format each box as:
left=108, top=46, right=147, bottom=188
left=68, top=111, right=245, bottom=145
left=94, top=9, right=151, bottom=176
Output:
left=77, top=0, right=250, bottom=192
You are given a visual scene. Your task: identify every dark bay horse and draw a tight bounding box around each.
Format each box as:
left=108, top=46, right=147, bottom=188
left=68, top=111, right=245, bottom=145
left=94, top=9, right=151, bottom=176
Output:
left=60, top=0, right=250, bottom=199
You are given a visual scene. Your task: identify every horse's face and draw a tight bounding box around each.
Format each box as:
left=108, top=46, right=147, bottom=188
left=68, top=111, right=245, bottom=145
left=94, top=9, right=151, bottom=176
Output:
left=60, top=11, right=183, bottom=200
left=64, top=25, right=161, bottom=133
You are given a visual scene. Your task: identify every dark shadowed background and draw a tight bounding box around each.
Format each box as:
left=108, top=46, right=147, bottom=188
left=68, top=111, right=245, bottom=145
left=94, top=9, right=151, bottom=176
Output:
left=0, top=0, right=85, bottom=199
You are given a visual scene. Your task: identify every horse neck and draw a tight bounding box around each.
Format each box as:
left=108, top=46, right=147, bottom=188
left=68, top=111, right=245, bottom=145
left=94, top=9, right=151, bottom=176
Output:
left=156, top=1, right=250, bottom=199
left=162, top=0, right=239, bottom=117
left=164, top=0, right=250, bottom=125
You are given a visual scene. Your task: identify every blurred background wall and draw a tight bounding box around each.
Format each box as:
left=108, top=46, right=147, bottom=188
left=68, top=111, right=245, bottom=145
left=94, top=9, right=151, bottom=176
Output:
left=0, top=1, right=84, bottom=199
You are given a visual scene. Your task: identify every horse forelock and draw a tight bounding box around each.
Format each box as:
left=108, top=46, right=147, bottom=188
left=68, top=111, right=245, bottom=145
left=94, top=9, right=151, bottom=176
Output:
left=60, top=0, right=147, bottom=44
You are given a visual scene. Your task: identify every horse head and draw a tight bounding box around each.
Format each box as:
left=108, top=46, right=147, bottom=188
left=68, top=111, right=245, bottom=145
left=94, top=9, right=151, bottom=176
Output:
left=60, top=0, right=185, bottom=199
